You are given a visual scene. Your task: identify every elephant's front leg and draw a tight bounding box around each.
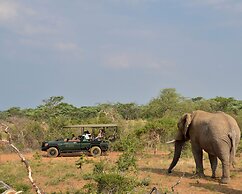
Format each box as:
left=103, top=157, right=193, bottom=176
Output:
left=191, top=144, right=204, bottom=176
left=208, top=154, right=217, bottom=178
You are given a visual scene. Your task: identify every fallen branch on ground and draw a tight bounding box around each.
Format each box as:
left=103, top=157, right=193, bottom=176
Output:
left=0, top=123, right=44, bottom=194
left=149, top=187, right=161, bottom=194
left=171, top=172, right=185, bottom=192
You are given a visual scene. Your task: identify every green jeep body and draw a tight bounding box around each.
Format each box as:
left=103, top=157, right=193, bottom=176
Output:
left=41, top=136, right=109, bottom=157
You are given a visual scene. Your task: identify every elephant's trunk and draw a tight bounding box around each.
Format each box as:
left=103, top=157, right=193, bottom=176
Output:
left=167, top=140, right=185, bottom=173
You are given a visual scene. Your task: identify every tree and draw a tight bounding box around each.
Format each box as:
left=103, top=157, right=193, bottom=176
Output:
left=210, top=97, right=242, bottom=113
left=115, top=103, right=141, bottom=120
left=144, top=88, right=184, bottom=118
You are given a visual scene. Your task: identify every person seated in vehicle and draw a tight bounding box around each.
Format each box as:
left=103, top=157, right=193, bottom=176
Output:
left=95, top=129, right=105, bottom=140
left=82, top=130, right=91, bottom=141
left=68, top=133, right=80, bottom=142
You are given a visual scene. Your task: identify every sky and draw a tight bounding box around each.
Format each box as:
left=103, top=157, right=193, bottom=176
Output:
left=1, top=0, right=242, bottom=110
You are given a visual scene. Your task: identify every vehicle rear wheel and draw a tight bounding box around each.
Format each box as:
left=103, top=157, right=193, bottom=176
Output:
left=90, top=146, right=101, bottom=157
left=47, top=147, right=59, bottom=157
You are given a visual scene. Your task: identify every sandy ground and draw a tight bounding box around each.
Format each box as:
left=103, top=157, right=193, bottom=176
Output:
left=0, top=151, right=242, bottom=194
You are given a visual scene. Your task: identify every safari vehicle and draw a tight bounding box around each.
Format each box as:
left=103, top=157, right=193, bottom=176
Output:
left=41, top=124, right=118, bottom=157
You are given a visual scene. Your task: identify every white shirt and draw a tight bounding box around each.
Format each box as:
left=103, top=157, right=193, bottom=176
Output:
left=83, top=133, right=91, bottom=140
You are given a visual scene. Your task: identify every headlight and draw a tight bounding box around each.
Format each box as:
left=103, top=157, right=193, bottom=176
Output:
left=44, top=143, right=49, bottom=147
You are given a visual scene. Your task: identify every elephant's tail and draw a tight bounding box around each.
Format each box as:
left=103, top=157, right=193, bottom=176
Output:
left=228, top=130, right=236, bottom=167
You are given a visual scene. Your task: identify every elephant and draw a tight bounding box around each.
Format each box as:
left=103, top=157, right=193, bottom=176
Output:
left=167, top=110, right=241, bottom=184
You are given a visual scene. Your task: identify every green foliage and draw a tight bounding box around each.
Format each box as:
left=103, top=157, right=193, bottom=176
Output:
left=25, top=121, right=45, bottom=148
left=15, top=183, right=31, bottom=192
left=181, top=142, right=193, bottom=158
left=115, top=102, right=142, bottom=120
left=1, top=90, right=242, bottom=153
left=193, top=98, right=217, bottom=112
left=33, top=151, right=42, bottom=161
left=94, top=173, right=137, bottom=194
left=6, top=107, right=24, bottom=117
left=139, top=177, right=151, bottom=186
left=115, top=134, right=141, bottom=172
left=93, top=160, right=105, bottom=174
left=210, top=97, right=242, bottom=114
left=75, top=154, right=87, bottom=169
left=82, top=159, right=138, bottom=194
left=81, top=183, right=97, bottom=194
left=117, top=151, right=137, bottom=172
left=144, top=88, right=184, bottom=118
left=136, top=117, right=177, bottom=143
left=237, top=139, right=242, bottom=154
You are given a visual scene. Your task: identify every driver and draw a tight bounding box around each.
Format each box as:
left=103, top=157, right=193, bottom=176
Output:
left=82, top=130, right=91, bottom=140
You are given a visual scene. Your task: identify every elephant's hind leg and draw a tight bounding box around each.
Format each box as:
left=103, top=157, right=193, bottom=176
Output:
left=218, top=154, right=231, bottom=184
left=208, top=154, right=217, bottom=178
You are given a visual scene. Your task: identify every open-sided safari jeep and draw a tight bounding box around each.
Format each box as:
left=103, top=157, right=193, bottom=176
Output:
left=41, top=124, right=118, bottom=157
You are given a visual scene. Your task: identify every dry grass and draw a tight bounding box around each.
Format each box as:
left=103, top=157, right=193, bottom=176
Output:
left=0, top=150, right=242, bottom=194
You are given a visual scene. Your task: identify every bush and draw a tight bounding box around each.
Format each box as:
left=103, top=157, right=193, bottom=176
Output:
left=135, top=117, right=177, bottom=143
left=94, top=173, right=137, bottom=194
left=112, top=133, right=142, bottom=172
left=117, top=151, right=137, bottom=172
left=237, top=139, right=242, bottom=154
left=82, top=159, right=138, bottom=194
left=181, top=142, right=193, bottom=158
left=93, top=160, right=105, bottom=174
left=15, top=183, right=31, bottom=192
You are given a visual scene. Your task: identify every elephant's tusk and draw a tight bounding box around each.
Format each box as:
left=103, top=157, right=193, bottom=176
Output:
left=166, top=139, right=176, bottom=144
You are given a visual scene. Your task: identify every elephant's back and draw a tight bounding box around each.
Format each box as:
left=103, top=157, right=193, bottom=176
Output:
left=193, top=110, right=239, bottom=132
left=192, top=110, right=240, bottom=148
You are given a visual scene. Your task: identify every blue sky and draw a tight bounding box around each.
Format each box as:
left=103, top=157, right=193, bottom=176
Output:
left=1, top=0, right=242, bottom=110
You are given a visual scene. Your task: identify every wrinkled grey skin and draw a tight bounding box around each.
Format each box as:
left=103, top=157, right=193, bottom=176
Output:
left=168, top=110, right=241, bottom=184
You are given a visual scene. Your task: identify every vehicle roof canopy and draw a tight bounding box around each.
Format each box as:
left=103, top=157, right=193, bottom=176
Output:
left=63, top=124, right=118, bottom=134
left=63, top=124, right=117, bottom=128
left=63, top=124, right=118, bottom=140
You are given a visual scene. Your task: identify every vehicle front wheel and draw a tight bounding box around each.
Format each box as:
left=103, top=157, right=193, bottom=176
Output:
left=47, top=147, right=59, bottom=157
left=90, top=146, right=101, bottom=157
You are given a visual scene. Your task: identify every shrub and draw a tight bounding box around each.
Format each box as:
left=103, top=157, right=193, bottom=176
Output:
left=139, top=177, right=151, bottom=186
left=33, top=151, right=42, bottom=161
left=117, top=151, right=137, bottom=172
left=15, top=183, right=31, bottom=192
left=75, top=154, right=87, bottom=170
left=236, top=139, right=242, bottom=154
left=93, top=160, right=105, bottom=174
left=113, top=133, right=142, bottom=172
left=94, top=173, right=137, bottom=194
left=181, top=142, right=193, bottom=158
left=135, top=117, right=177, bottom=143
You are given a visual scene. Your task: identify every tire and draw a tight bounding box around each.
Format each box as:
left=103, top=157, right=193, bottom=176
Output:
left=90, top=146, right=102, bottom=157
left=47, top=147, right=59, bottom=157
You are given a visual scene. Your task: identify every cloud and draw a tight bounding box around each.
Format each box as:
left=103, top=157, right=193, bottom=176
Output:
left=55, top=42, right=81, bottom=52
left=103, top=52, right=175, bottom=72
left=0, top=0, right=60, bottom=36
left=19, top=24, right=56, bottom=35
left=108, top=0, right=157, bottom=4
left=188, top=0, right=242, bottom=14
left=0, top=1, right=18, bottom=22
left=54, top=42, right=83, bottom=62
left=109, top=28, right=158, bottom=39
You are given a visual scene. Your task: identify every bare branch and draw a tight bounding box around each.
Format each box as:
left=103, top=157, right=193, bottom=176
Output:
left=171, top=172, right=185, bottom=192
left=149, top=187, right=161, bottom=194
left=0, top=123, right=44, bottom=194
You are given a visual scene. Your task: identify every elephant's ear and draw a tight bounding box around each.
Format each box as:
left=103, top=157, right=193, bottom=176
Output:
left=176, top=113, right=192, bottom=140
